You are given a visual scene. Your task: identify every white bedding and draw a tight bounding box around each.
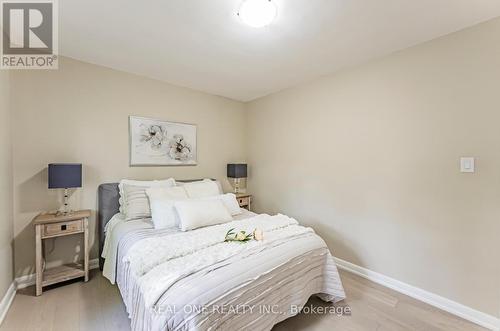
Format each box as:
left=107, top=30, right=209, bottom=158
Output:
left=102, top=210, right=346, bottom=330
left=125, top=214, right=299, bottom=278
left=137, top=219, right=313, bottom=308
left=102, top=213, right=156, bottom=283
left=102, top=209, right=257, bottom=284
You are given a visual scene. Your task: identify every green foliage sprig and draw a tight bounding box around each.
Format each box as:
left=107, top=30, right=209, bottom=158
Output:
left=224, top=228, right=254, bottom=243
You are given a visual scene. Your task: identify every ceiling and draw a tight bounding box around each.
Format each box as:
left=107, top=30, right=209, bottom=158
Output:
left=60, top=0, right=500, bottom=102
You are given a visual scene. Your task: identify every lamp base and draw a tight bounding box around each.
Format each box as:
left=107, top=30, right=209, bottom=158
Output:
left=56, top=188, right=73, bottom=216
left=234, top=178, right=240, bottom=194
left=229, top=177, right=247, bottom=194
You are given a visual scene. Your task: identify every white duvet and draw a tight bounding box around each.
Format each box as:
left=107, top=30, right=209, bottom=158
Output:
left=102, top=213, right=156, bottom=283
left=125, top=214, right=313, bottom=307
left=104, top=211, right=346, bottom=331
left=124, top=213, right=299, bottom=277
left=102, top=209, right=257, bottom=283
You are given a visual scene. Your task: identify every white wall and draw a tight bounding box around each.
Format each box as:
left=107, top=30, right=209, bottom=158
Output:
left=0, top=71, right=13, bottom=297
left=10, top=57, right=247, bottom=277
left=246, top=18, right=500, bottom=316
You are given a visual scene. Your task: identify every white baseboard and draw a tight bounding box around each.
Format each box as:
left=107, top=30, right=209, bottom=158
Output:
left=0, top=258, right=100, bottom=325
left=0, top=282, right=16, bottom=326
left=16, top=258, right=100, bottom=289
left=14, top=273, right=36, bottom=290
left=334, top=257, right=500, bottom=331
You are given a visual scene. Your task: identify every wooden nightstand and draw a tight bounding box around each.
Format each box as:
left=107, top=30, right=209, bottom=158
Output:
left=236, top=193, right=252, bottom=211
left=33, top=209, right=91, bottom=296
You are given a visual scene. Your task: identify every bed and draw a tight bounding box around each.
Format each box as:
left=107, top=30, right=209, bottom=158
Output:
left=98, top=181, right=346, bottom=331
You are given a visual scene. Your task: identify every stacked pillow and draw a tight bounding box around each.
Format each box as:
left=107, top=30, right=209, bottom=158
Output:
left=176, top=179, right=222, bottom=198
left=200, top=193, right=241, bottom=215
left=119, top=178, right=176, bottom=220
left=146, top=186, right=188, bottom=229
left=174, top=199, right=233, bottom=231
left=119, top=178, right=242, bottom=231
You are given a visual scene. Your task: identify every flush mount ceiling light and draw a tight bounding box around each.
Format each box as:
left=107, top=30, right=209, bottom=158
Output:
left=238, top=0, right=277, bottom=28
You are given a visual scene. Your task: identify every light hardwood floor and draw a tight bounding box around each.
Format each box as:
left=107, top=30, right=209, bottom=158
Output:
left=1, top=269, right=486, bottom=331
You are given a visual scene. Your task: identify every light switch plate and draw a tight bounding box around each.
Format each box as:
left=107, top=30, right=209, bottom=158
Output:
left=460, top=157, right=475, bottom=173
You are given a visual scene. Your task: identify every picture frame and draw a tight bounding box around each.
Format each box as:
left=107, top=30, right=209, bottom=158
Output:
left=129, top=116, right=197, bottom=166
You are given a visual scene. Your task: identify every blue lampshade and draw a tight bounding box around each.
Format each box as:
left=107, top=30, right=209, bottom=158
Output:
left=48, top=164, right=82, bottom=189
left=227, top=164, right=247, bottom=178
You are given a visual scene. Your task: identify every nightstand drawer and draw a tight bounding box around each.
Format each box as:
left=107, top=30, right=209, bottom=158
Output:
left=238, top=197, right=250, bottom=206
left=42, top=220, right=83, bottom=238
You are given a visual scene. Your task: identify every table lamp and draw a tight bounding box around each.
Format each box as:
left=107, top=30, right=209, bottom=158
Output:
left=48, top=163, right=82, bottom=215
left=227, top=164, right=247, bottom=194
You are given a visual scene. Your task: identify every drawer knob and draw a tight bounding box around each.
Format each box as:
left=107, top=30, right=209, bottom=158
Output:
left=61, top=225, right=67, bottom=231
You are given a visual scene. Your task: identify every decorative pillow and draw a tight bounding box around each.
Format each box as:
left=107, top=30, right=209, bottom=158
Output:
left=181, top=179, right=221, bottom=199
left=119, top=178, right=176, bottom=220
left=175, top=179, right=210, bottom=186
left=176, top=179, right=224, bottom=196
left=146, top=186, right=188, bottom=229
left=119, top=178, right=176, bottom=214
left=175, top=199, right=233, bottom=231
left=214, top=180, right=224, bottom=195
left=203, top=193, right=242, bottom=216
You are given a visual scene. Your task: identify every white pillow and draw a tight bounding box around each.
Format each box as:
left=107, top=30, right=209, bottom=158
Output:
left=214, top=180, right=224, bottom=195
left=175, top=199, right=233, bottom=231
left=119, top=178, right=176, bottom=213
left=203, top=193, right=241, bottom=216
left=176, top=179, right=224, bottom=195
left=181, top=179, right=221, bottom=198
left=175, top=179, right=210, bottom=187
left=119, top=178, right=176, bottom=220
left=146, top=186, right=188, bottom=229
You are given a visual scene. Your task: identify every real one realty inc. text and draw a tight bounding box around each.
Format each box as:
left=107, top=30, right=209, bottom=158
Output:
left=153, top=304, right=352, bottom=316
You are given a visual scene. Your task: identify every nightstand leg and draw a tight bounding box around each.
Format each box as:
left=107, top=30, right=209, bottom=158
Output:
left=35, top=225, right=42, bottom=296
left=84, top=217, right=89, bottom=282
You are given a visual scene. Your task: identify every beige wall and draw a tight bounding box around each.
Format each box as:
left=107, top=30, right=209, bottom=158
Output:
left=246, top=18, right=500, bottom=316
left=10, top=57, right=247, bottom=277
left=0, top=71, right=13, bottom=297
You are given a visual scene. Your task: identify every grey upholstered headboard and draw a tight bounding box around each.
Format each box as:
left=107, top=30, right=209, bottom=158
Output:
left=98, top=183, right=120, bottom=270
left=97, top=179, right=214, bottom=270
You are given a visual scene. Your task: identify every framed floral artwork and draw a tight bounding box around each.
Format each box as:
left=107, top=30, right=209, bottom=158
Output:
left=129, top=116, right=197, bottom=166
